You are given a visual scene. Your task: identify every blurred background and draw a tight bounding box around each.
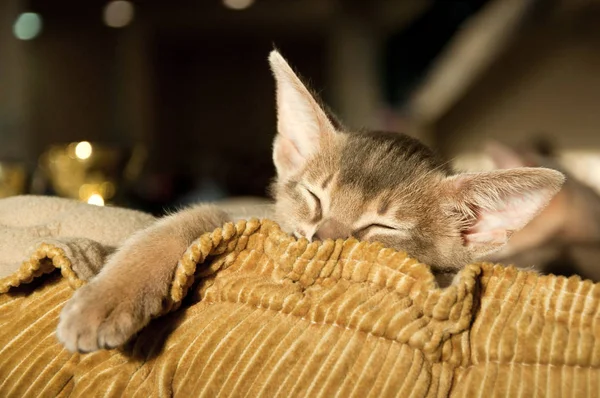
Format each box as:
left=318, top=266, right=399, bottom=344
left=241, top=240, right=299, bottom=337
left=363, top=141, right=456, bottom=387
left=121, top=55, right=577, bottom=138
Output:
left=1, top=0, right=600, bottom=215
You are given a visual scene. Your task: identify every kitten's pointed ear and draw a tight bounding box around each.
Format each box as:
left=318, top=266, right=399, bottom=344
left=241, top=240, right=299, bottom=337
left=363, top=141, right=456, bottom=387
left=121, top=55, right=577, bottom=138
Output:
left=269, top=50, right=337, bottom=178
left=444, top=168, right=565, bottom=258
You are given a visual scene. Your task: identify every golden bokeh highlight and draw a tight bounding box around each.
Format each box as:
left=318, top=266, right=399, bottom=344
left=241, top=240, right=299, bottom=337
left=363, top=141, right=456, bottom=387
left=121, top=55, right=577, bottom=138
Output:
left=75, top=141, right=93, bottom=160
left=87, top=193, right=105, bottom=206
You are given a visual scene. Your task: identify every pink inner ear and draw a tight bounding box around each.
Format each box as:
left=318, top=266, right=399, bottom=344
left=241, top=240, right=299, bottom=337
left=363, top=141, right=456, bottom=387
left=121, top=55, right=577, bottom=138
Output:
left=462, top=189, right=552, bottom=247
left=273, top=136, right=305, bottom=176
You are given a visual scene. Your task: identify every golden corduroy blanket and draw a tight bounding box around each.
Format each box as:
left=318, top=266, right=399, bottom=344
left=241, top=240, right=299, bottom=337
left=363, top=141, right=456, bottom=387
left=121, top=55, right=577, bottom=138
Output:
left=0, top=196, right=598, bottom=397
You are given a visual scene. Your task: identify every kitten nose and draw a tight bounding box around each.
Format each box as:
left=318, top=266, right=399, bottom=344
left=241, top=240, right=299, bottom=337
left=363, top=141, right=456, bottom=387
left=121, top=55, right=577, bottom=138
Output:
left=314, top=219, right=352, bottom=241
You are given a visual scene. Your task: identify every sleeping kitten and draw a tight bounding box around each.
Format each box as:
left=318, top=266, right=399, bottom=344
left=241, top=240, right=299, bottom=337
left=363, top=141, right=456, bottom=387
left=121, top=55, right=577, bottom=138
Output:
left=484, top=141, right=600, bottom=280
left=56, top=50, right=564, bottom=352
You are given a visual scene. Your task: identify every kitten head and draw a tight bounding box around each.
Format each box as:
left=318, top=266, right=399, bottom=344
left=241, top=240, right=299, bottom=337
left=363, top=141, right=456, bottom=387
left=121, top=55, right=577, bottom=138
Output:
left=268, top=51, right=565, bottom=270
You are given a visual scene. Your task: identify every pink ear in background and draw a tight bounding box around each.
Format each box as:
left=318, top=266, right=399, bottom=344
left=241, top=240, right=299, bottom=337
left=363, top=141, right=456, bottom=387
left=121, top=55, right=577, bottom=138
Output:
left=484, top=141, right=528, bottom=169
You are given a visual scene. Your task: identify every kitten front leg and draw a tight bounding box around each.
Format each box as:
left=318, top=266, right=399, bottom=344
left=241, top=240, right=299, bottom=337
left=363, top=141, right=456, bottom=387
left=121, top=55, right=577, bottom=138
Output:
left=56, top=204, right=230, bottom=352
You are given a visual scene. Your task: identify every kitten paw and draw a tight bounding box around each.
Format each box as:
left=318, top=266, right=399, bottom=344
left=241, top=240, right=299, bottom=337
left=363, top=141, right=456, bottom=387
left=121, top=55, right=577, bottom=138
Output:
left=56, top=282, right=159, bottom=352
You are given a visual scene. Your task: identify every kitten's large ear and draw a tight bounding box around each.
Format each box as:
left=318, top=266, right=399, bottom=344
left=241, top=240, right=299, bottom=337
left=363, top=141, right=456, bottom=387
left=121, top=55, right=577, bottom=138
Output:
left=269, top=50, right=337, bottom=178
left=444, top=168, right=565, bottom=258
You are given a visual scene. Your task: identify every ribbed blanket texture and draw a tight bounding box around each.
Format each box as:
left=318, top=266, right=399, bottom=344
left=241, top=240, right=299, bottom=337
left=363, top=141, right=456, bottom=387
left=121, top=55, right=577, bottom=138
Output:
left=0, top=196, right=598, bottom=397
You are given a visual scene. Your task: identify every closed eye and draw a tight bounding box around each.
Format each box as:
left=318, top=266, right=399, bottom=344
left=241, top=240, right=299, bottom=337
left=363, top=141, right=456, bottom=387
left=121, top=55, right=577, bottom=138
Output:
left=301, top=185, right=322, bottom=222
left=353, top=223, right=398, bottom=236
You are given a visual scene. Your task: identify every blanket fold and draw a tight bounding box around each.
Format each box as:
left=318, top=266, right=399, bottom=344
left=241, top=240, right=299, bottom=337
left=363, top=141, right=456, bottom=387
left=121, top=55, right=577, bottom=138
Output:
left=0, top=196, right=598, bottom=397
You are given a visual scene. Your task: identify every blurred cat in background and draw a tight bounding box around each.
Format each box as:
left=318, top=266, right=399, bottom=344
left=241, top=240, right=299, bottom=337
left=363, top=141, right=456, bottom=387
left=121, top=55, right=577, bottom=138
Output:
left=484, top=140, right=600, bottom=280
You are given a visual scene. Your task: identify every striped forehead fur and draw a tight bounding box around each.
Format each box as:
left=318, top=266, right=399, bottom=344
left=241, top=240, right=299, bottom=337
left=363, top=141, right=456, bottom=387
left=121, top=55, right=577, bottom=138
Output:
left=339, top=130, right=451, bottom=195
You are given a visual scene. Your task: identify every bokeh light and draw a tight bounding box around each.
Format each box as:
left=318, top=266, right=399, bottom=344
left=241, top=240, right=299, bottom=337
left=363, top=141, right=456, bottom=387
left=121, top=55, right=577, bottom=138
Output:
left=103, top=0, right=135, bottom=28
left=222, top=0, right=255, bottom=11
left=13, top=12, right=42, bottom=41
left=75, top=141, right=93, bottom=160
left=87, top=193, right=105, bottom=206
